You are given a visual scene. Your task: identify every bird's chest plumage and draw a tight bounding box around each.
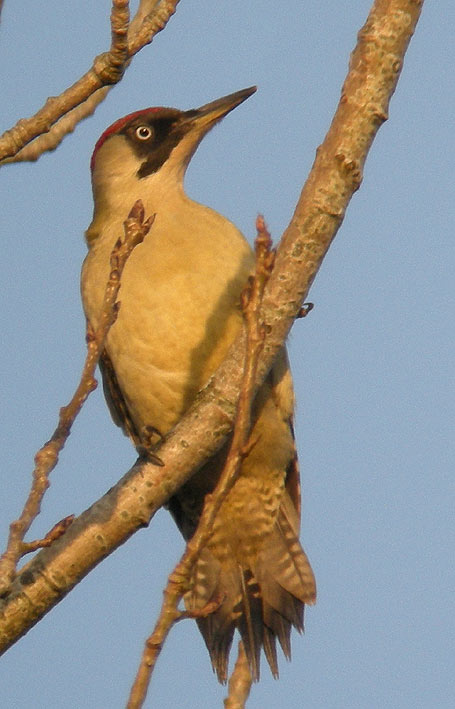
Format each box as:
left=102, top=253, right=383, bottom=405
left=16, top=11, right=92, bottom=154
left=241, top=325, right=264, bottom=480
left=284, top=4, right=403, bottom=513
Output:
left=81, top=200, right=254, bottom=436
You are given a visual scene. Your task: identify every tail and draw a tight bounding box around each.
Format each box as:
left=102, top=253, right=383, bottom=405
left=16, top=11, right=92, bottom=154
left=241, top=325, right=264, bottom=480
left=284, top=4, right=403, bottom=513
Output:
left=184, top=497, right=316, bottom=683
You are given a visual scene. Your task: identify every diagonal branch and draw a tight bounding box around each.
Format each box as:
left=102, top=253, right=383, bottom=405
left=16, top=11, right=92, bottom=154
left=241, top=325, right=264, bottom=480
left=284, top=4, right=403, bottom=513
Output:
left=0, top=0, right=424, bottom=655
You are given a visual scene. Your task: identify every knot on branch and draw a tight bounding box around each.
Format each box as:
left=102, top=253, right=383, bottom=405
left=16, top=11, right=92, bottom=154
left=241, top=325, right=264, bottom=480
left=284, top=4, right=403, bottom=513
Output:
left=92, top=52, right=127, bottom=85
left=335, top=152, right=362, bottom=190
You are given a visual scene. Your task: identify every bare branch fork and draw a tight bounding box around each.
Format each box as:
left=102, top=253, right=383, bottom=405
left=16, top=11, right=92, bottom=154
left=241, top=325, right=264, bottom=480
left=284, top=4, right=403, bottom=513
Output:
left=0, top=202, right=152, bottom=594
left=0, top=0, right=424, bottom=657
left=0, top=0, right=180, bottom=164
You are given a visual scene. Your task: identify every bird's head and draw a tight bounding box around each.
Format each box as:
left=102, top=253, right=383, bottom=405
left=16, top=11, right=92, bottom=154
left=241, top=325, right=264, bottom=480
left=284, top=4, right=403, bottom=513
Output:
left=90, top=86, right=256, bottom=207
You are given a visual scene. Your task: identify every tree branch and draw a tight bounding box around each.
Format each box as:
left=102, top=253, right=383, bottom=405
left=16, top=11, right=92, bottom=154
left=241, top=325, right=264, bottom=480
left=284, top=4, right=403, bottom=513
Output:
left=0, top=202, right=152, bottom=595
left=0, top=0, right=424, bottom=655
left=0, top=0, right=180, bottom=164
left=126, top=219, right=274, bottom=708
left=224, top=642, right=253, bottom=709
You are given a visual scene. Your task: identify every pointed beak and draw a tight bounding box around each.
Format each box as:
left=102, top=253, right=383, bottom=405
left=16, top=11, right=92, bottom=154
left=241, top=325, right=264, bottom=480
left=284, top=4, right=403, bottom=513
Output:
left=182, top=86, right=257, bottom=133
left=156, top=87, right=256, bottom=179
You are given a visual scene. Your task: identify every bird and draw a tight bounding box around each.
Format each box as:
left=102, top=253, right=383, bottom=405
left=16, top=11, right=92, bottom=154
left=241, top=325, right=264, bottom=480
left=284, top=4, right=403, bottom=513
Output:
left=81, top=86, right=316, bottom=683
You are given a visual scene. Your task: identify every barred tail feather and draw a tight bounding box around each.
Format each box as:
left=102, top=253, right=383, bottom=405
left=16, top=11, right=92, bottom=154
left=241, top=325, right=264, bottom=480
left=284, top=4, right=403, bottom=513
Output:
left=185, top=500, right=316, bottom=683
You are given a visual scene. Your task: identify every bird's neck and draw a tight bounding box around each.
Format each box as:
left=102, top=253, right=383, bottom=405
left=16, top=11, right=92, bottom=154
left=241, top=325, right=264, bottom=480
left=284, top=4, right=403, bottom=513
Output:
left=87, top=167, right=187, bottom=246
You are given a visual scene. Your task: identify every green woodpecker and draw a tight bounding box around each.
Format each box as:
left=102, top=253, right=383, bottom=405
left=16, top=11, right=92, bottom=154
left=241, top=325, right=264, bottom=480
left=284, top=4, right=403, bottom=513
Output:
left=81, top=87, right=316, bottom=682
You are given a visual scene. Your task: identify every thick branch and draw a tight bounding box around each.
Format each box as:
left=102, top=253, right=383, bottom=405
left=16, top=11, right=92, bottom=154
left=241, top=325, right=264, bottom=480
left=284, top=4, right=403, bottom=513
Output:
left=0, top=0, right=424, bottom=654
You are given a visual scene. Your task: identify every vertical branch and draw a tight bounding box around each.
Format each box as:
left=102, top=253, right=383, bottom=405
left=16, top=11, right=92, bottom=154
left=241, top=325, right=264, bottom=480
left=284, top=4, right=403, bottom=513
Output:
left=224, top=641, right=253, bottom=708
left=126, top=217, right=274, bottom=709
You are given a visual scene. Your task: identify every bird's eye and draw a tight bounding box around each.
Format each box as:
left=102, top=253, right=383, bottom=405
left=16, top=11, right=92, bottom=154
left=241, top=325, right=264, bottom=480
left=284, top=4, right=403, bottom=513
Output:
left=135, top=125, right=153, bottom=141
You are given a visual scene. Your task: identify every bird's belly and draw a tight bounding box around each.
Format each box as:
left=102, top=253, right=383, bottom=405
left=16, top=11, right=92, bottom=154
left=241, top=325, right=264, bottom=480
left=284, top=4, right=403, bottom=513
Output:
left=82, top=218, right=253, bottom=436
left=108, top=276, right=243, bottom=434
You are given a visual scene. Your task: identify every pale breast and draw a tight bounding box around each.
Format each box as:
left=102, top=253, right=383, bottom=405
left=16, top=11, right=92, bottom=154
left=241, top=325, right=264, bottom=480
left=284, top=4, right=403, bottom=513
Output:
left=82, top=200, right=254, bottom=435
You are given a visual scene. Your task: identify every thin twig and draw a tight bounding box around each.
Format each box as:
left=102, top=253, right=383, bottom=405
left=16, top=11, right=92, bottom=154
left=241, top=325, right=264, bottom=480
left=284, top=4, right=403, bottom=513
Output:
left=128, top=0, right=179, bottom=55
left=5, top=90, right=111, bottom=164
left=109, top=0, right=130, bottom=71
left=126, top=218, right=274, bottom=709
left=0, top=0, right=180, bottom=163
left=224, top=642, right=253, bottom=709
left=4, top=0, right=154, bottom=164
left=0, top=201, right=152, bottom=595
left=128, top=0, right=162, bottom=36
left=20, top=516, right=75, bottom=555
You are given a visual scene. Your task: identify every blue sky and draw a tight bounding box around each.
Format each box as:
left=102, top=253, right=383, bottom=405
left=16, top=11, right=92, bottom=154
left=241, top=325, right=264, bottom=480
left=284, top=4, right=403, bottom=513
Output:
left=1, top=2, right=454, bottom=707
